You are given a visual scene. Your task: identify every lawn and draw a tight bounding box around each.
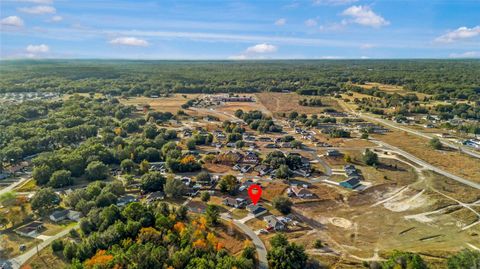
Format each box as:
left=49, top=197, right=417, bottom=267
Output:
left=22, top=245, right=68, bottom=269
left=0, top=232, right=42, bottom=259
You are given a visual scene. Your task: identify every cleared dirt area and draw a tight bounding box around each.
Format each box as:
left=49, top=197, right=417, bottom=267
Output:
left=119, top=94, right=201, bottom=114
left=372, top=131, right=480, bottom=183
left=256, top=92, right=342, bottom=116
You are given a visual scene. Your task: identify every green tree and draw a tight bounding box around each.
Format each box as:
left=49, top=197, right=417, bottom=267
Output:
left=218, top=175, right=238, bottom=194
left=32, top=164, right=54, bottom=185
left=140, top=172, right=166, bottom=193
left=31, top=188, right=60, bottom=214
left=267, top=234, right=308, bottom=269
left=196, top=171, right=211, bottom=185
left=363, top=149, right=379, bottom=166
left=447, top=249, right=480, bottom=269
left=200, top=191, right=210, bottom=202
left=272, top=196, right=293, bottom=214
left=429, top=137, right=442, bottom=150
left=275, top=164, right=291, bottom=179
left=120, top=159, right=135, bottom=173
left=164, top=176, right=185, bottom=198
left=382, top=251, right=427, bottom=269
left=49, top=170, right=73, bottom=188
left=139, top=159, right=150, bottom=175
left=85, top=161, right=109, bottom=180
left=186, top=139, right=196, bottom=150
left=206, top=204, right=220, bottom=225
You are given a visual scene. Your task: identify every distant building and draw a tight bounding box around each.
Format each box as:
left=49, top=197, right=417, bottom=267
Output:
left=15, top=221, right=44, bottom=237
left=145, top=191, right=165, bottom=202
left=223, top=197, right=247, bottom=209
left=288, top=186, right=314, bottom=198
left=117, top=195, right=138, bottom=206
left=49, top=209, right=81, bottom=222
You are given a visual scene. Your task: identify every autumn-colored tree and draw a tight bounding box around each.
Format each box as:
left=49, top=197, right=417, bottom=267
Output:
left=180, top=155, right=196, bottom=165
left=84, top=250, right=114, bottom=268
left=193, top=238, right=207, bottom=249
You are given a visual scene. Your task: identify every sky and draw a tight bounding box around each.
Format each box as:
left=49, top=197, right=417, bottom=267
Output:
left=0, top=0, right=479, bottom=59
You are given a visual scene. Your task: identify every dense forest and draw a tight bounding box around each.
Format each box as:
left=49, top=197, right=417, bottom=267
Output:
left=1, top=60, right=479, bottom=101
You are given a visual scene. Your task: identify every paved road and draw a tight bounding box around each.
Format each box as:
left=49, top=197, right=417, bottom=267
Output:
left=358, top=112, right=480, bottom=159
left=0, top=175, right=30, bottom=196
left=7, top=224, right=79, bottom=269
left=374, top=140, right=480, bottom=190
left=221, top=216, right=268, bottom=269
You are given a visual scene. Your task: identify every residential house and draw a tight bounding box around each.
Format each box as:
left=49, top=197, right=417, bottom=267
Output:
left=255, top=165, right=272, bottom=176
left=15, top=221, right=44, bottom=237
left=243, top=151, right=259, bottom=164
left=246, top=204, right=268, bottom=217
left=288, top=186, right=314, bottom=198
left=50, top=209, right=81, bottom=222
left=326, top=149, right=342, bottom=157
left=223, top=197, right=247, bottom=209
left=240, top=164, right=253, bottom=173
left=264, top=143, right=279, bottom=149
left=146, top=191, right=165, bottom=202
left=264, top=215, right=286, bottom=231
left=340, top=177, right=361, bottom=189
left=258, top=137, right=272, bottom=142
left=117, top=195, right=138, bottom=206
left=292, top=168, right=311, bottom=177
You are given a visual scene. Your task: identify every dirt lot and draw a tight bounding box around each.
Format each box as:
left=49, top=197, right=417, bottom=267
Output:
left=372, top=131, right=480, bottom=182
left=23, top=247, right=68, bottom=269
left=256, top=92, right=342, bottom=116
left=0, top=232, right=42, bottom=259
left=119, top=94, right=201, bottom=114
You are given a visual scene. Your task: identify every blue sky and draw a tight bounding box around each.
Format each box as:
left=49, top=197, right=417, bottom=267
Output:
left=0, top=0, right=479, bottom=59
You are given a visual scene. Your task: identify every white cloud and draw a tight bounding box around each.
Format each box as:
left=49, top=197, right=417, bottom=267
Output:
left=1, top=16, right=24, bottom=27
left=18, top=5, right=56, bottom=14
left=26, top=44, right=49, bottom=53
left=305, top=19, right=317, bottom=27
left=275, top=18, right=286, bottom=26
left=245, top=43, right=277, bottom=53
left=342, top=5, right=389, bottom=27
left=435, top=26, right=480, bottom=43
left=313, top=0, right=357, bottom=6
left=51, top=15, right=63, bottom=22
left=449, top=51, right=479, bottom=58
left=16, top=0, right=53, bottom=3
left=360, top=56, right=370, bottom=59
left=110, top=37, right=149, bottom=47
left=230, top=43, right=277, bottom=60
left=360, top=43, right=375, bottom=49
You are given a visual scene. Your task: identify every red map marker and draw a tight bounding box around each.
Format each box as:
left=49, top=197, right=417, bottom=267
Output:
left=248, top=184, right=262, bottom=205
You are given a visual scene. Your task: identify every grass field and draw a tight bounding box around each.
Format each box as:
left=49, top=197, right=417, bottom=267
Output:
left=353, top=82, right=431, bottom=100
left=256, top=92, right=342, bottom=116
left=372, top=131, right=480, bottom=183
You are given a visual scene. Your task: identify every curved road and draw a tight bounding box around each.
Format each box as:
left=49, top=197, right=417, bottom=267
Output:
left=373, top=140, right=480, bottom=190
left=358, top=112, right=480, bottom=159
left=221, top=216, right=268, bottom=269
